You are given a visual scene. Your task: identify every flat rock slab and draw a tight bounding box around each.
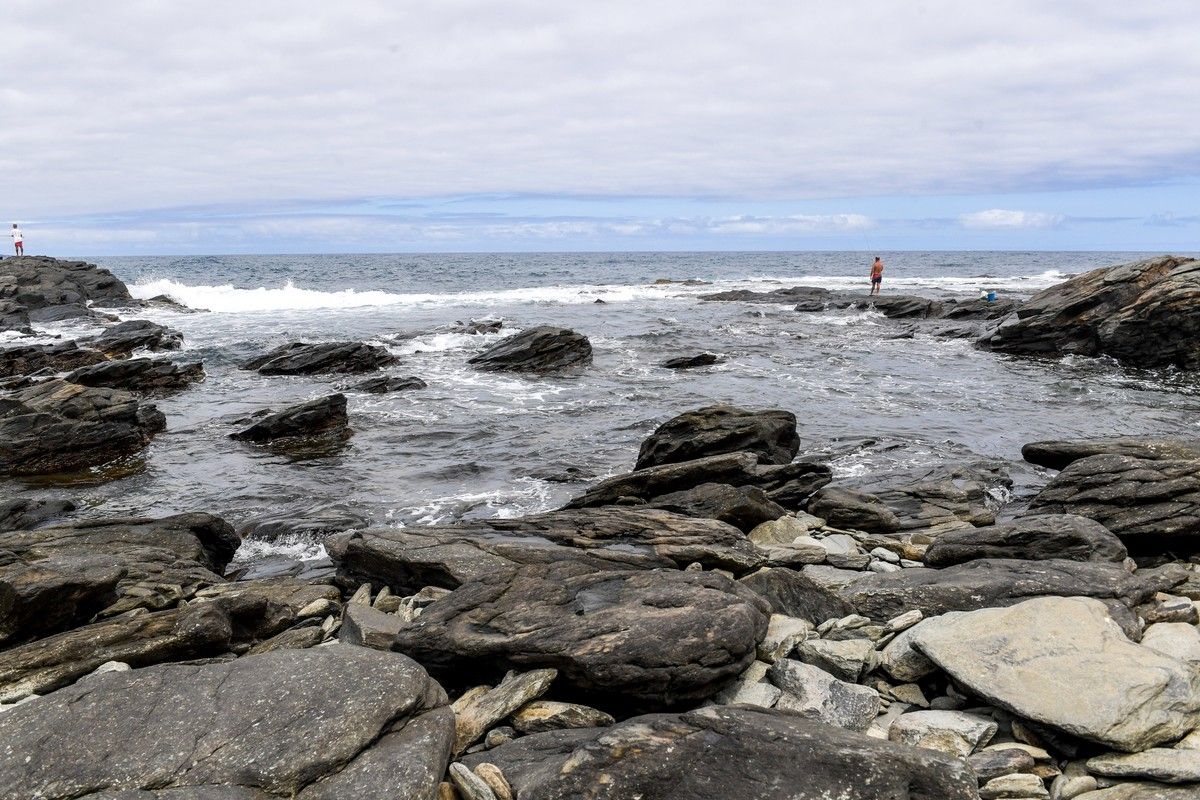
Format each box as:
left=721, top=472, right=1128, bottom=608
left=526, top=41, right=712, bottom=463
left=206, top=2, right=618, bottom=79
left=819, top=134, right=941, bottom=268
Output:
left=393, top=561, right=769, bottom=709
left=842, top=558, right=1160, bottom=621
left=1023, top=436, right=1200, bottom=471
left=635, top=404, right=800, bottom=469
left=230, top=394, right=351, bottom=450
left=93, top=320, right=183, bottom=355
left=241, top=341, right=397, bottom=375
left=642, top=482, right=787, bottom=532
left=0, top=645, right=453, bottom=800
left=66, top=357, right=204, bottom=393
left=912, top=596, right=1200, bottom=751
left=923, top=514, right=1127, bottom=567
left=328, top=507, right=765, bottom=594
left=0, top=498, right=75, bottom=532
left=0, top=341, right=107, bottom=378
left=461, top=705, right=980, bottom=799
left=467, top=326, right=592, bottom=373
left=1030, top=454, right=1200, bottom=557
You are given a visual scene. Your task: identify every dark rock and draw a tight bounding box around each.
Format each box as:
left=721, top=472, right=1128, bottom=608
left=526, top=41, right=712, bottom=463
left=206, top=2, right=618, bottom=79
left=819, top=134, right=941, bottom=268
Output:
left=635, top=404, right=800, bottom=469
left=1029, top=453, right=1200, bottom=557
left=701, top=285, right=833, bottom=304
left=392, top=561, right=770, bottom=708
left=738, top=566, right=856, bottom=624
left=0, top=498, right=75, bottom=532
left=26, top=303, right=119, bottom=324
left=924, top=513, right=1128, bottom=567
left=241, top=341, right=397, bottom=375
left=339, top=601, right=407, bottom=650
left=0, top=379, right=165, bottom=476
left=644, top=482, right=787, bottom=532
left=240, top=503, right=369, bottom=542
left=66, top=357, right=204, bottom=393
left=0, top=300, right=30, bottom=332
left=747, top=461, right=835, bottom=509
left=966, top=748, right=1036, bottom=782
left=940, top=297, right=1022, bottom=320
left=807, top=486, right=901, bottom=533
left=461, top=706, right=980, bottom=799
left=0, top=513, right=239, bottom=645
left=347, top=374, right=427, bottom=393
left=328, top=507, right=765, bottom=594
left=467, top=325, right=592, bottom=372
left=93, top=320, right=184, bottom=355
left=230, top=394, right=351, bottom=447
left=842, top=558, right=1162, bottom=621
left=0, top=256, right=133, bottom=311
left=980, top=255, right=1200, bottom=368
left=0, top=341, right=107, bottom=377
left=660, top=352, right=722, bottom=369
left=144, top=294, right=198, bottom=312
left=0, top=645, right=454, bottom=800
left=1023, top=436, right=1200, bottom=471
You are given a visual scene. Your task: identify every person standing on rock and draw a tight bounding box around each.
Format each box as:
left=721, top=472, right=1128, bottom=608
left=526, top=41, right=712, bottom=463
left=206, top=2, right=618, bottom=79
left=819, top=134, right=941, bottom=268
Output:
left=11, top=224, right=22, bottom=256
left=869, top=256, right=884, bottom=296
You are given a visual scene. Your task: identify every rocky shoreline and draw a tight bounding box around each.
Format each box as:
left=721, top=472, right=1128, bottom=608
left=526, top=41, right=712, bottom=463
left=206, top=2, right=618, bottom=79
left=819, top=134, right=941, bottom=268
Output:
left=1, top=254, right=1200, bottom=798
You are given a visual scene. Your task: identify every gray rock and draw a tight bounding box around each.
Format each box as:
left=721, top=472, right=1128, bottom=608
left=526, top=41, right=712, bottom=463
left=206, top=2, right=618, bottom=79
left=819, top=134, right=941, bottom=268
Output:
left=644, top=482, right=787, bottom=532
left=460, top=705, right=980, bottom=799
left=0, top=341, right=107, bottom=377
left=1072, top=784, right=1200, bottom=799
left=635, top=404, right=800, bottom=469
left=449, top=762, right=498, bottom=800
left=230, top=394, right=351, bottom=450
left=807, top=486, right=902, bottom=533
left=0, top=645, right=454, bottom=799
left=66, top=357, right=204, bottom=393
left=979, top=773, right=1049, bottom=799
left=924, top=514, right=1127, bottom=567
left=888, top=710, right=998, bottom=758
left=467, top=326, right=592, bottom=373
left=1087, top=749, right=1200, bottom=784
left=879, top=621, right=938, bottom=682
left=660, top=352, right=722, bottom=369
left=737, top=567, right=856, bottom=624
left=392, top=561, right=769, bottom=709
left=240, top=503, right=369, bottom=542
left=1022, top=436, right=1200, bottom=471
left=794, top=637, right=875, bottom=682
left=968, top=748, right=1037, bottom=782
left=241, top=341, right=397, bottom=375
left=339, top=601, right=407, bottom=650
left=912, top=596, right=1200, bottom=751
left=768, top=658, right=880, bottom=731
left=452, top=669, right=557, bottom=755
left=347, top=375, right=427, bottom=393
left=0, top=498, right=75, bottom=532
left=93, top=319, right=183, bottom=355
left=510, top=700, right=615, bottom=734
left=1140, top=622, right=1200, bottom=663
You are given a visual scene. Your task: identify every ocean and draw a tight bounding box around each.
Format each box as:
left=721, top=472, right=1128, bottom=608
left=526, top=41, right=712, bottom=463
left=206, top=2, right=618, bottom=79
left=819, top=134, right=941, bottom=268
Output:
left=10, top=250, right=1200, bottom=569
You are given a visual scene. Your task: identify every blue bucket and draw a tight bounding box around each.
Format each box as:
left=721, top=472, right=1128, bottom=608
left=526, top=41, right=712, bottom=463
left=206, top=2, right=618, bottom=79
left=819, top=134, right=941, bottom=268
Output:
left=986, top=291, right=997, bottom=303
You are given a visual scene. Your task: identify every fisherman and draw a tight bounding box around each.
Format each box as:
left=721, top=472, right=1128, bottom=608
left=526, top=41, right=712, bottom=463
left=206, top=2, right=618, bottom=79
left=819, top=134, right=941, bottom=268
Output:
left=869, top=256, right=884, bottom=296
left=11, top=223, right=22, bottom=256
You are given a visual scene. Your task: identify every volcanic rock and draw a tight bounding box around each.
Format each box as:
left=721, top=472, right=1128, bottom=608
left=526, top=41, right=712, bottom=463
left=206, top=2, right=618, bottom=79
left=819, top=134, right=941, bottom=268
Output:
left=635, top=404, right=800, bottom=469
left=66, top=357, right=204, bottom=393
left=241, top=340, right=397, bottom=375
left=230, top=394, right=351, bottom=448
left=93, top=319, right=184, bottom=355
left=923, top=514, right=1127, bottom=567
left=467, top=326, right=592, bottom=373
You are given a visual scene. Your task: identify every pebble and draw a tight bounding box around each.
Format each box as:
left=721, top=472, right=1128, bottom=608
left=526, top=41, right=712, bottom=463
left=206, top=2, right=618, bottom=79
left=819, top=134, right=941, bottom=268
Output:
left=870, top=547, right=900, bottom=563
left=884, top=609, right=923, bottom=634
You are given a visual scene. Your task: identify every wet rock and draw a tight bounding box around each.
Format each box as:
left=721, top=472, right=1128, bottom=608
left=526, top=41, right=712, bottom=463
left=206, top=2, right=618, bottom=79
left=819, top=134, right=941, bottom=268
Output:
left=392, top=561, right=769, bottom=708
left=230, top=394, right=351, bottom=448
left=980, top=255, right=1200, bottom=368
left=241, top=340, right=397, bottom=375
left=888, top=710, right=998, bottom=758
left=660, top=352, right=722, bottom=369
left=0, top=645, right=454, bottom=799
left=924, top=514, right=1128, bottom=567
left=0, top=379, right=165, bottom=476
left=330, top=507, right=764, bottom=594
left=768, top=658, right=880, bottom=731
left=1029, top=454, right=1200, bottom=558
left=66, top=357, right=204, bottom=393
left=452, top=669, right=557, bottom=755
left=1022, top=436, right=1200, bottom=471
left=347, top=374, right=427, bottom=393
left=461, top=705, right=980, bottom=799
left=239, top=503, right=368, bottom=542
left=467, top=326, right=592, bottom=373
left=842, top=558, right=1160, bottom=621
left=0, top=497, right=75, bottom=532
left=93, top=319, right=184, bottom=355
left=0, top=256, right=133, bottom=311
left=912, top=596, right=1200, bottom=751
left=644, top=482, right=787, bottom=532
left=510, top=700, right=615, bottom=734
left=27, top=303, right=118, bottom=324
left=0, top=341, right=107, bottom=377
left=635, top=404, right=800, bottom=469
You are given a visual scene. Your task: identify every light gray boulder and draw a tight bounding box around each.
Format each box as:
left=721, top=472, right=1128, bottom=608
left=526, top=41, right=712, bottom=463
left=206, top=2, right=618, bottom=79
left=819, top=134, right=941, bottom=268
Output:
left=768, top=658, right=880, bottom=732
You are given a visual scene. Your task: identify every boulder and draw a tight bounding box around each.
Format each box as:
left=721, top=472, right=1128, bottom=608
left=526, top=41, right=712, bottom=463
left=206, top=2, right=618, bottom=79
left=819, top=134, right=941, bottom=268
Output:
left=888, top=710, right=998, bottom=758
left=833, top=463, right=1009, bottom=533
left=660, top=352, right=722, bottom=369
left=347, top=375, right=427, bottom=393
left=0, top=379, right=165, bottom=476
left=644, top=482, right=787, bottom=532
left=842, top=558, right=1160, bottom=621
left=1141, top=622, right=1200, bottom=663
left=0, top=341, right=107, bottom=377
left=912, top=596, right=1200, bottom=751
left=768, top=658, right=880, bottom=731
left=1029, top=454, right=1200, bottom=557
left=27, top=303, right=118, bottom=324
left=392, top=561, right=770, bottom=708
left=329, top=507, right=764, bottom=594
left=1087, top=749, right=1200, bottom=784
left=66, top=357, right=204, bottom=393
left=1022, top=436, right=1200, bottom=471
left=635, top=405, right=800, bottom=469
left=241, top=341, right=397, bottom=375
left=460, top=706, right=980, bottom=799
left=0, top=256, right=133, bottom=311
left=467, top=326, right=592, bottom=373
left=0, top=498, right=75, bottom=532
left=230, top=394, right=351, bottom=448
left=511, top=700, right=615, bottom=733
left=807, top=486, right=902, bottom=533
left=0, top=645, right=454, bottom=799
left=339, top=601, right=407, bottom=650
left=980, top=255, right=1200, bottom=368
left=738, top=567, right=855, bottom=625
left=93, top=320, right=184, bottom=355
left=923, top=514, right=1127, bottom=567
left=451, top=668, right=556, bottom=755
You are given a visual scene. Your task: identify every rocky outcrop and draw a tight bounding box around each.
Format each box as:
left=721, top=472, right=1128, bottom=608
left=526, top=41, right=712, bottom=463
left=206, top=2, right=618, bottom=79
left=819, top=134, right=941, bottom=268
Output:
left=0, top=341, right=107, bottom=378
left=392, top=561, right=769, bottom=708
left=66, top=357, right=204, bottom=393
left=1022, top=436, right=1200, bottom=471
left=737, top=566, right=856, bottom=623
left=347, top=375, right=427, bottom=393
left=1029, top=454, right=1200, bottom=557
left=0, top=498, right=75, bottom=532
left=461, top=706, right=980, bottom=799
left=841, top=558, right=1161, bottom=621
left=660, top=352, right=722, bottom=369
left=467, top=326, right=592, bottom=372
left=241, top=341, right=397, bottom=375
left=0, top=379, right=165, bottom=476
left=230, top=394, right=351, bottom=449
left=93, top=320, right=184, bottom=355
left=923, top=514, right=1128, bottom=567
left=980, top=255, right=1200, bottom=368
left=642, top=482, right=787, bottom=532
left=635, top=404, right=800, bottom=469
left=0, top=645, right=454, bottom=799
left=912, top=597, right=1200, bottom=751
left=329, top=507, right=765, bottom=594
left=0, top=256, right=132, bottom=316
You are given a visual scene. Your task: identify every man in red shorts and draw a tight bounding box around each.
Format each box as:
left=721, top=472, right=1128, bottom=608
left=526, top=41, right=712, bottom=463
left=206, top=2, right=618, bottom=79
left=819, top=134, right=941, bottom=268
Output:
left=869, top=256, right=883, bottom=296
left=11, top=224, right=23, bottom=256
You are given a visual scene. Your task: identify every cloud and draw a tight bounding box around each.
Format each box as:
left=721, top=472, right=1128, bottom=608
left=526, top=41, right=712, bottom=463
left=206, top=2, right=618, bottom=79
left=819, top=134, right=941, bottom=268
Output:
left=958, top=209, right=1066, bottom=229
left=1, top=0, right=1198, bottom=223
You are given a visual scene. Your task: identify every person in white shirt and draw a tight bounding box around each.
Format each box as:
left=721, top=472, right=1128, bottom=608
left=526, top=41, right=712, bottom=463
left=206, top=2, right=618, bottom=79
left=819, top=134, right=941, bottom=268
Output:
left=11, top=224, right=22, bottom=256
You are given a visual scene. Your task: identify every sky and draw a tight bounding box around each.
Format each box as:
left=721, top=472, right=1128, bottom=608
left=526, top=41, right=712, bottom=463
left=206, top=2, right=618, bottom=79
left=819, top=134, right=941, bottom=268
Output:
left=2, top=1, right=1198, bottom=255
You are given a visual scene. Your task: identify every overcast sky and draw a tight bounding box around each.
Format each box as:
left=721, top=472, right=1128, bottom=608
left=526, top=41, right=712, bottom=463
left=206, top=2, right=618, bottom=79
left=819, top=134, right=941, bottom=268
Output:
left=3, top=0, right=1198, bottom=254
